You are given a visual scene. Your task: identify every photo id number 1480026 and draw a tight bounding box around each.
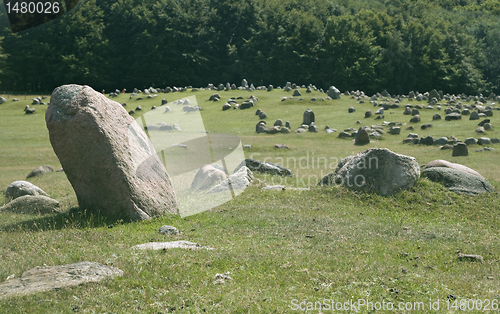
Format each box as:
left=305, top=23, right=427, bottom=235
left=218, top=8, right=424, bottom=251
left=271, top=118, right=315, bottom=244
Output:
left=5, top=1, right=60, bottom=14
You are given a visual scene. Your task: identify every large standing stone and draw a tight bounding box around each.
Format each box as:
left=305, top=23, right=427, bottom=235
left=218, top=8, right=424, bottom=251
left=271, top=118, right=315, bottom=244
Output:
left=292, top=89, right=302, bottom=97
left=333, top=148, right=420, bottom=196
left=303, top=109, right=315, bottom=125
left=5, top=181, right=48, bottom=202
left=469, top=111, right=479, bottom=120
left=45, top=85, right=178, bottom=221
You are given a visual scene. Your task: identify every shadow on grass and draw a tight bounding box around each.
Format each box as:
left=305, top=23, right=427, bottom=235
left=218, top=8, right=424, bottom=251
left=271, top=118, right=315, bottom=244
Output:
left=0, top=207, right=124, bottom=232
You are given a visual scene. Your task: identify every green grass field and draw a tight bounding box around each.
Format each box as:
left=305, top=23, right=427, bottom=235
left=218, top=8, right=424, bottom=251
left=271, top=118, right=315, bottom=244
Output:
left=0, top=88, right=499, bottom=313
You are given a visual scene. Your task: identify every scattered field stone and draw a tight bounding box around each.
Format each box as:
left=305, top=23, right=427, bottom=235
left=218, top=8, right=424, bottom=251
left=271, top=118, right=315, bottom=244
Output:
left=191, top=165, right=227, bottom=192
left=492, top=138, right=500, bottom=144
left=445, top=113, right=461, bottom=121
left=410, top=115, right=421, bottom=123
left=478, top=137, right=491, bottom=145
left=0, top=97, right=6, bottom=104
left=159, top=225, right=179, bottom=235
left=421, top=123, right=432, bottom=130
left=469, top=111, right=479, bottom=120
left=478, top=119, right=490, bottom=126
left=26, top=165, right=53, bottom=178
left=235, top=159, right=293, bottom=177
left=464, top=137, right=477, bottom=145
left=458, top=253, right=484, bottom=263
left=131, top=241, right=214, bottom=250
left=432, top=114, right=442, bottom=120
left=303, top=109, right=315, bottom=125
left=422, top=167, right=493, bottom=195
left=364, top=110, right=373, bottom=118
left=0, top=261, right=123, bottom=299
left=355, top=127, right=370, bottom=145
left=207, top=166, right=253, bottom=194
left=0, top=195, right=60, bottom=215
left=5, top=181, right=48, bottom=202
left=441, top=144, right=454, bottom=150
left=452, top=142, right=468, bottom=157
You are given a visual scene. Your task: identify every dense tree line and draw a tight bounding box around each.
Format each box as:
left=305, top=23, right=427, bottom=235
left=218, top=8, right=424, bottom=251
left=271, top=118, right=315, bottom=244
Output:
left=0, top=0, right=499, bottom=95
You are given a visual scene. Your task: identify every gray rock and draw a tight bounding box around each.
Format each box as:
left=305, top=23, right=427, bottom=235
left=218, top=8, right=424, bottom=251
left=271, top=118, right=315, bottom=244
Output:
left=0, top=261, right=123, bottom=299
left=308, top=123, right=318, bottom=133
left=280, top=127, right=290, bottom=134
left=0, top=97, right=6, bottom=104
left=235, top=159, right=293, bottom=177
left=365, top=111, right=373, bottom=118
left=303, top=109, right=315, bottom=125
left=422, top=167, right=493, bottom=195
left=425, top=160, right=484, bottom=179
left=478, top=137, right=491, bottom=145
left=403, top=107, right=412, bottom=115
left=334, top=148, right=420, bottom=195
left=285, top=121, right=291, bottom=129
left=491, top=137, right=500, bottom=144
left=469, top=111, right=479, bottom=120
left=411, top=108, right=419, bottom=116
left=433, top=137, right=448, bottom=146
left=432, top=114, right=442, bottom=120
left=452, top=143, right=468, bottom=156
left=5, top=181, right=48, bottom=202
left=222, top=103, right=231, bottom=111
left=484, top=123, right=493, bottom=130
left=338, top=131, right=352, bottom=138
left=191, top=165, right=227, bottom=192
left=0, top=195, right=60, bottom=215
left=26, top=165, right=54, bottom=179
left=478, top=119, right=490, bottom=126
left=207, top=166, right=253, bottom=194
left=421, top=123, right=432, bottom=130
left=131, top=241, right=213, bottom=250
left=256, top=121, right=267, bottom=133
left=159, top=225, right=179, bottom=235
left=445, top=113, right=462, bottom=121
left=410, top=115, right=421, bottom=123
left=464, top=137, right=477, bottom=145
left=389, top=127, right=401, bottom=134
left=420, top=136, right=434, bottom=146
left=355, top=127, right=370, bottom=145
left=46, top=84, right=177, bottom=221
left=274, top=119, right=283, bottom=127
left=292, top=89, right=301, bottom=97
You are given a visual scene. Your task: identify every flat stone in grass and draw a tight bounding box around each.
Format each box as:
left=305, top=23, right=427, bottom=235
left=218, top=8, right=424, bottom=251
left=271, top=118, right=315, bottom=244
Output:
left=131, top=241, right=214, bottom=250
left=452, top=142, right=468, bottom=157
left=235, top=159, right=293, bottom=177
left=26, top=165, right=53, bottom=179
left=5, top=181, right=48, bottom=202
left=0, top=195, right=60, bottom=215
left=478, top=119, right=490, bottom=126
left=0, top=261, right=123, bottom=299
left=422, top=167, right=493, bottom=195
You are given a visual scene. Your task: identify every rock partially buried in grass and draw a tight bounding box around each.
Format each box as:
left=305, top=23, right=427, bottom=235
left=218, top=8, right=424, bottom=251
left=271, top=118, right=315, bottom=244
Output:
left=235, top=159, right=293, bottom=177
left=325, top=148, right=420, bottom=196
left=159, top=225, right=179, bottom=235
left=130, top=241, right=214, bottom=250
left=0, top=261, right=123, bottom=299
left=422, top=167, right=494, bottom=195
left=424, top=160, right=484, bottom=179
left=5, top=180, right=48, bottom=202
left=0, top=195, right=60, bottom=215
left=45, top=84, right=178, bottom=221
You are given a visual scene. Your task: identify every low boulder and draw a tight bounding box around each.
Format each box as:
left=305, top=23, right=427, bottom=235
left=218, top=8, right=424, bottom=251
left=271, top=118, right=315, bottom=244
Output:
left=26, top=165, right=53, bottom=178
left=354, top=127, right=370, bottom=145
left=452, top=143, right=468, bottom=156
left=422, top=167, right=493, bottom=195
left=0, top=195, right=60, bottom=215
left=190, top=165, right=227, bottom=192
left=424, top=160, right=484, bottom=179
left=207, top=166, right=253, bottom=194
left=330, top=148, right=420, bottom=195
left=5, top=181, right=48, bottom=202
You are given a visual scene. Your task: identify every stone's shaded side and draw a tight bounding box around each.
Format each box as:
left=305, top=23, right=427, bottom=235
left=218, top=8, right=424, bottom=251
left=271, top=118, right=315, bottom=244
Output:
left=45, top=85, right=178, bottom=221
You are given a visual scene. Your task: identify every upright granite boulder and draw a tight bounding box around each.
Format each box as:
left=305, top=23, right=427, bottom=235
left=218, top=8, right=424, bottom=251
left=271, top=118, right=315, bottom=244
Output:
left=45, top=85, right=178, bottom=221
left=327, top=86, right=341, bottom=99
left=333, top=148, right=420, bottom=196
